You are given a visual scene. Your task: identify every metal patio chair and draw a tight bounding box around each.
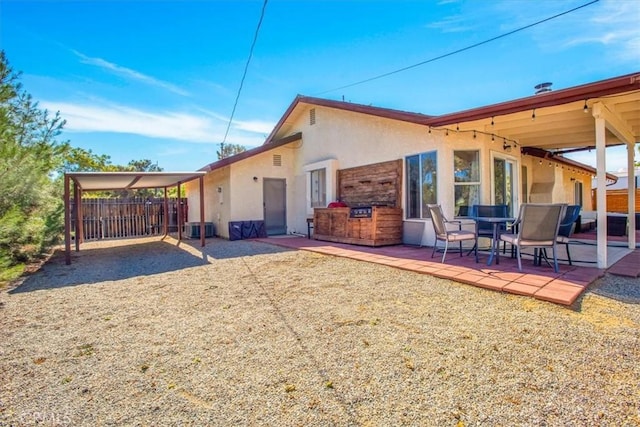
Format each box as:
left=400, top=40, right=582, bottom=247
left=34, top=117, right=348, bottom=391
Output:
left=427, top=204, right=477, bottom=263
left=556, top=205, right=581, bottom=265
left=499, top=203, right=566, bottom=272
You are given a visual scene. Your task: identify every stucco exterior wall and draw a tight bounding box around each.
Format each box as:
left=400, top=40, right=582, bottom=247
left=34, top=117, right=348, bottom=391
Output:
left=229, top=146, right=296, bottom=223
left=285, top=105, right=518, bottom=245
left=185, top=166, right=231, bottom=237
left=188, top=101, right=602, bottom=246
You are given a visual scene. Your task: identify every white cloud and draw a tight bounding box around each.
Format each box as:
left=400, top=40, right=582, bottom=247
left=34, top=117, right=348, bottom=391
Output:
left=425, top=15, right=476, bottom=33
left=233, top=119, right=274, bottom=135
left=42, top=100, right=268, bottom=148
left=510, top=0, right=640, bottom=63
left=72, top=50, right=190, bottom=97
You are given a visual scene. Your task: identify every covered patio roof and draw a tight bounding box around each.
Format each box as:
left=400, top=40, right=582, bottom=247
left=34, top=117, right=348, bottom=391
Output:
left=428, top=72, right=640, bottom=268
left=426, top=73, right=639, bottom=151
left=64, top=171, right=207, bottom=265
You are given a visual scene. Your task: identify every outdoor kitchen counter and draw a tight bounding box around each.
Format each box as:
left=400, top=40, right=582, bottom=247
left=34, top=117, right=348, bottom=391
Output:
left=313, top=206, right=403, bottom=247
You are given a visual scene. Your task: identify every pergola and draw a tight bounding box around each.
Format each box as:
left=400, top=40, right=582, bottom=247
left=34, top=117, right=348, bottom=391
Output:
left=63, top=171, right=207, bottom=265
left=427, top=72, right=640, bottom=268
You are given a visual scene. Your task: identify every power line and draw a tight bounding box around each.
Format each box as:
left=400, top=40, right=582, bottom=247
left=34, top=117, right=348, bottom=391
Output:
left=221, top=0, right=268, bottom=146
left=315, top=0, right=600, bottom=96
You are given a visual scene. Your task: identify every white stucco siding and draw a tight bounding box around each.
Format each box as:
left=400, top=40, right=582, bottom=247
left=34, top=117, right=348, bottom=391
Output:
left=300, top=107, right=430, bottom=168
left=229, top=146, right=297, bottom=225
left=185, top=167, right=231, bottom=238
left=285, top=105, right=519, bottom=245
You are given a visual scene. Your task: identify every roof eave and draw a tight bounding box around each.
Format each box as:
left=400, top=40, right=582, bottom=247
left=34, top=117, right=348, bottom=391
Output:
left=199, top=132, right=303, bottom=172
left=426, top=72, right=640, bottom=127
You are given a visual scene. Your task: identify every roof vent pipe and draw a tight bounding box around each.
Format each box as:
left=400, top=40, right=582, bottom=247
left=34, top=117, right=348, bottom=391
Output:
left=534, top=82, right=553, bottom=94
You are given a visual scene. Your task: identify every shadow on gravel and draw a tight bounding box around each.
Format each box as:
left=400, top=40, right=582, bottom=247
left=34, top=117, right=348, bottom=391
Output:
left=587, top=274, right=640, bottom=305
left=10, top=237, right=291, bottom=293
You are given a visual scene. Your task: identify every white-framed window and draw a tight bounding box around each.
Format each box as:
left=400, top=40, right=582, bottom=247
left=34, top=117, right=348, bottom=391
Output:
left=454, top=150, right=480, bottom=211
left=310, top=168, right=326, bottom=208
left=406, top=151, right=437, bottom=219
left=304, top=159, right=338, bottom=215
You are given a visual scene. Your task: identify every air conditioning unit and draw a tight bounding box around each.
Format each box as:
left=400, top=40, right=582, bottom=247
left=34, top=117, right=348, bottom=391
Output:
left=184, top=222, right=216, bottom=238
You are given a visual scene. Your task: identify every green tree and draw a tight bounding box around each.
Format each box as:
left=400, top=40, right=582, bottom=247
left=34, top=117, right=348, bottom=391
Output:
left=217, top=142, right=246, bottom=160
left=59, top=146, right=116, bottom=173
left=0, top=51, right=67, bottom=277
left=122, top=158, right=162, bottom=172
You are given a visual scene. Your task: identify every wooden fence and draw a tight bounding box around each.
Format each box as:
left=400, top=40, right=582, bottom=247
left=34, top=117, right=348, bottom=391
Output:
left=71, top=198, right=187, bottom=241
left=591, top=189, right=640, bottom=213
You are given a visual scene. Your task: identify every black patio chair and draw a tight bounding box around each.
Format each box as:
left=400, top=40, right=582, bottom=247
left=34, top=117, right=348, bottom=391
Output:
left=472, top=204, right=509, bottom=253
left=556, top=205, right=581, bottom=265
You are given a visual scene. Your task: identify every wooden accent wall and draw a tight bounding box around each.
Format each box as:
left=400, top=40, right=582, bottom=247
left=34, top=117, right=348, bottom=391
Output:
left=592, top=189, right=640, bottom=213
left=337, top=159, right=402, bottom=207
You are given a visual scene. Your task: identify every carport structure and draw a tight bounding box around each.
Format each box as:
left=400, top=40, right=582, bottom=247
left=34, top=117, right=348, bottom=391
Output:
left=64, top=171, right=207, bottom=265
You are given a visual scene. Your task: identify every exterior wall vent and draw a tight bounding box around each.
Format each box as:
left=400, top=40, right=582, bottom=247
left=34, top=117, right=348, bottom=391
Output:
left=309, top=108, right=316, bottom=125
left=273, top=154, right=282, bottom=166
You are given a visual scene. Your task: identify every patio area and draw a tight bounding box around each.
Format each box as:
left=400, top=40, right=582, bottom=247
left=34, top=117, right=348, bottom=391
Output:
left=258, top=235, right=640, bottom=306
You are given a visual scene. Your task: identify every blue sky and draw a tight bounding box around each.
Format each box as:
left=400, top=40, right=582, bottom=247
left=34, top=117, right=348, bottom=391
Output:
left=1, top=0, right=638, bottom=172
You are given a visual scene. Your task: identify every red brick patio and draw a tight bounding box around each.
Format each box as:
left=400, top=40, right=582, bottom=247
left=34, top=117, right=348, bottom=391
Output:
left=256, top=236, right=639, bottom=306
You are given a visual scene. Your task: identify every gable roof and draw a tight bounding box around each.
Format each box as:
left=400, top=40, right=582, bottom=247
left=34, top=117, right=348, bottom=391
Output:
left=199, top=132, right=302, bottom=172
left=263, top=95, right=433, bottom=144
left=198, top=72, right=639, bottom=174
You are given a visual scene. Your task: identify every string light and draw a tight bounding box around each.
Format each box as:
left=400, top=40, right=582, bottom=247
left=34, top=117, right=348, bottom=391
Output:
left=491, top=116, right=494, bottom=126
left=426, top=125, right=520, bottom=148
left=531, top=108, right=536, bottom=121
left=583, top=99, right=589, bottom=113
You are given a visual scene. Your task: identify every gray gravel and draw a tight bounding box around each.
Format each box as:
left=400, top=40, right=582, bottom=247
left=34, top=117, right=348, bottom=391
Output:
left=1, top=236, right=639, bottom=426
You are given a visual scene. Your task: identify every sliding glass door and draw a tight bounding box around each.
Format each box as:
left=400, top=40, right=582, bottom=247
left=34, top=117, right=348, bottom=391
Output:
left=492, top=156, right=517, bottom=217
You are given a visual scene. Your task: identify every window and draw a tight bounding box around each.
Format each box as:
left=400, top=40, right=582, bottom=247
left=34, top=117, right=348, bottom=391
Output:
left=310, top=168, right=326, bottom=208
left=574, top=181, right=583, bottom=207
left=454, top=150, right=480, bottom=211
left=406, top=151, right=437, bottom=219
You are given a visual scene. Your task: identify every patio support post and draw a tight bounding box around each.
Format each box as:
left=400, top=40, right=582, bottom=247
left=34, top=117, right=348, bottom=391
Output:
left=163, top=187, right=169, bottom=237
left=78, top=188, right=84, bottom=244
left=74, top=181, right=80, bottom=253
left=627, top=143, right=636, bottom=248
left=64, top=174, right=71, bottom=265
left=199, top=176, right=205, bottom=247
left=177, top=182, right=182, bottom=242
left=594, top=115, right=607, bottom=269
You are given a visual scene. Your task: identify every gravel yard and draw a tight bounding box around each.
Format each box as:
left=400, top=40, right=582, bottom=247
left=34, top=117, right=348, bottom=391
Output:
left=1, top=236, right=639, bottom=426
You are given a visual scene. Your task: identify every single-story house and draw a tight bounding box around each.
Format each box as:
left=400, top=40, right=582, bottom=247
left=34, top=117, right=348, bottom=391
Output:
left=185, top=72, right=639, bottom=268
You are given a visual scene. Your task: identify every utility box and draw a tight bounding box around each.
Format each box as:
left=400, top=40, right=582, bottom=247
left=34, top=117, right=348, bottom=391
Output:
left=184, top=222, right=216, bottom=238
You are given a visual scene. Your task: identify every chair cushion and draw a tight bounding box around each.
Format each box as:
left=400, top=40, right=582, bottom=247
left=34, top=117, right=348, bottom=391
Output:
left=446, top=231, right=476, bottom=241
left=500, top=233, right=555, bottom=246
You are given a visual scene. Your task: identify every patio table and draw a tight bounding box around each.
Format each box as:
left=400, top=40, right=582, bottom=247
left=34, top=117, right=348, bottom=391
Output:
left=473, top=217, right=515, bottom=266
